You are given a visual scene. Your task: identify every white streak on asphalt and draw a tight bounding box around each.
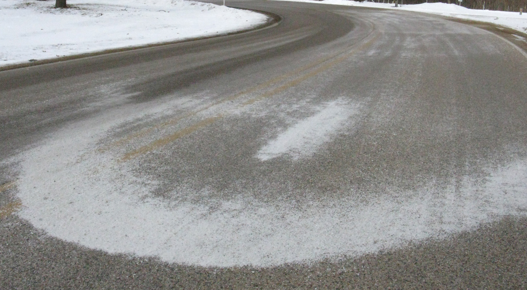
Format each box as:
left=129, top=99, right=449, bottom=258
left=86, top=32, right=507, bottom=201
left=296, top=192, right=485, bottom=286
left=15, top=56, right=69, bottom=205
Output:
left=257, top=98, right=357, bottom=161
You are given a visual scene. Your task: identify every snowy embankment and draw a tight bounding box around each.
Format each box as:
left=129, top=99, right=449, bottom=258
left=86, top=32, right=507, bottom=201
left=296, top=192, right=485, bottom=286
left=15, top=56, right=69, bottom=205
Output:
left=0, top=0, right=269, bottom=67
left=279, top=0, right=527, bottom=34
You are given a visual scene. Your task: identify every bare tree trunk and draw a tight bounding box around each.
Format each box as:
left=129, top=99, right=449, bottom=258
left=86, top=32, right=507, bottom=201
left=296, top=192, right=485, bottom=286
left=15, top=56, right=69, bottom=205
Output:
left=55, top=0, right=67, bottom=8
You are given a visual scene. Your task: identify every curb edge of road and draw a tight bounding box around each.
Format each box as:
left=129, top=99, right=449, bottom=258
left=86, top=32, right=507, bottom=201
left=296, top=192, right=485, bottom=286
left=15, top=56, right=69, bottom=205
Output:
left=0, top=9, right=282, bottom=73
left=323, top=3, right=527, bottom=57
left=444, top=16, right=527, bottom=56
left=380, top=7, right=527, bottom=55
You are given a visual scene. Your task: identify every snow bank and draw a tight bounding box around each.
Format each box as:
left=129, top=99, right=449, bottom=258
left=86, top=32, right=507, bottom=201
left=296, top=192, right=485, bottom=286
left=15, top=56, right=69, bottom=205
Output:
left=0, top=0, right=269, bottom=67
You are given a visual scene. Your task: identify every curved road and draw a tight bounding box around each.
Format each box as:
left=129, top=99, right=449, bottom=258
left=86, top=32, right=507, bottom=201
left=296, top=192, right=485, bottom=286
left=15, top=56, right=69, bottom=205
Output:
left=2, top=0, right=527, bottom=287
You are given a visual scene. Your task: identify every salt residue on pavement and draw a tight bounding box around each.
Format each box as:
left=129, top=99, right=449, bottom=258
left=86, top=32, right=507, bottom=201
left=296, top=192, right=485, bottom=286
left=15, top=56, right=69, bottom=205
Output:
left=14, top=90, right=527, bottom=267
left=257, top=98, right=359, bottom=161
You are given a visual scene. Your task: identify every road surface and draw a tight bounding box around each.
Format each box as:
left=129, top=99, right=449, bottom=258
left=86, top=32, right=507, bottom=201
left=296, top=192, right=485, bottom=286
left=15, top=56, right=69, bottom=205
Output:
left=2, top=0, right=527, bottom=288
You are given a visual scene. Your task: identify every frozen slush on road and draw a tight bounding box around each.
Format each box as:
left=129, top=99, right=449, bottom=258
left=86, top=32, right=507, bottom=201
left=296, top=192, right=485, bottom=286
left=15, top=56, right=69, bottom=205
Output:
left=0, top=0, right=269, bottom=66
left=12, top=90, right=527, bottom=267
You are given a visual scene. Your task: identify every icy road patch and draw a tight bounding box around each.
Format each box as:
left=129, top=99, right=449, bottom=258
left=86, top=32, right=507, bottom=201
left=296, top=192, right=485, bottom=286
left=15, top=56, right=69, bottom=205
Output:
left=11, top=96, right=527, bottom=267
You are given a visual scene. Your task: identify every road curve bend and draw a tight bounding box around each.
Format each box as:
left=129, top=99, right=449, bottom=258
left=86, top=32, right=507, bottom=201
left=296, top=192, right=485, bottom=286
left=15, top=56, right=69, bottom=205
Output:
left=1, top=0, right=527, bottom=288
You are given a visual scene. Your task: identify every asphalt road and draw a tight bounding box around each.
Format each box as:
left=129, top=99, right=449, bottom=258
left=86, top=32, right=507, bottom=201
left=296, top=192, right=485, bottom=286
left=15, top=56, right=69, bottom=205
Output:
left=2, top=0, right=527, bottom=288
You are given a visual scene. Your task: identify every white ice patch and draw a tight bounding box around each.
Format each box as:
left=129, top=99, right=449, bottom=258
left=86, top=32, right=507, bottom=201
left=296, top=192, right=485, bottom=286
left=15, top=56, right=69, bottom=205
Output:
left=13, top=97, right=527, bottom=268
left=257, top=99, right=357, bottom=161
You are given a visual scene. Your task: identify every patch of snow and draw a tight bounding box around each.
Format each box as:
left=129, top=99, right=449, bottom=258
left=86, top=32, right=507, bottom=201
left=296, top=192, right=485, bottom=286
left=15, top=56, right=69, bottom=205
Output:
left=0, top=0, right=268, bottom=67
left=257, top=98, right=358, bottom=161
left=513, top=34, right=527, bottom=42
left=13, top=92, right=527, bottom=267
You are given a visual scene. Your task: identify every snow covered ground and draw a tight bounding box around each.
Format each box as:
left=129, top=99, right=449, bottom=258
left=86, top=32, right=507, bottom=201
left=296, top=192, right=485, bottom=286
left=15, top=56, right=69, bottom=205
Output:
left=2, top=1, right=524, bottom=68
left=278, top=0, right=527, bottom=34
left=0, top=0, right=269, bottom=67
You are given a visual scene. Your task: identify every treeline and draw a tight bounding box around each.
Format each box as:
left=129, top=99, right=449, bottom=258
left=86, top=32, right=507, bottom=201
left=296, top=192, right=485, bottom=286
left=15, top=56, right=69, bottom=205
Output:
left=392, top=0, right=527, bottom=11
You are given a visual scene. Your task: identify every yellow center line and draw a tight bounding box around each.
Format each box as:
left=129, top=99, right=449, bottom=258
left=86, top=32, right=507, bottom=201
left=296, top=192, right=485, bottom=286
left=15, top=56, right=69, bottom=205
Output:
left=121, top=115, right=223, bottom=162
left=0, top=182, right=20, bottom=219
left=119, top=31, right=381, bottom=161
left=100, top=75, right=288, bottom=152
left=0, top=200, right=22, bottom=219
left=242, top=55, right=349, bottom=107
left=104, top=47, right=364, bottom=153
left=0, top=181, right=16, bottom=193
left=241, top=32, right=380, bottom=107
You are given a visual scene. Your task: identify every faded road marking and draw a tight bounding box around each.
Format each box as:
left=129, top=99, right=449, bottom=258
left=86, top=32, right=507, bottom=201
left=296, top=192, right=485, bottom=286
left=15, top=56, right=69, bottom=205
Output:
left=241, top=31, right=380, bottom=107
left=0, top=181, right=16, bottom=193
left=105, top=50, right=357, bottom=153
left=121, top=115, right=223, bottom=161
left=119, top=31, right=380, bottom=161
left=0, top=200, right=22, bottom=219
